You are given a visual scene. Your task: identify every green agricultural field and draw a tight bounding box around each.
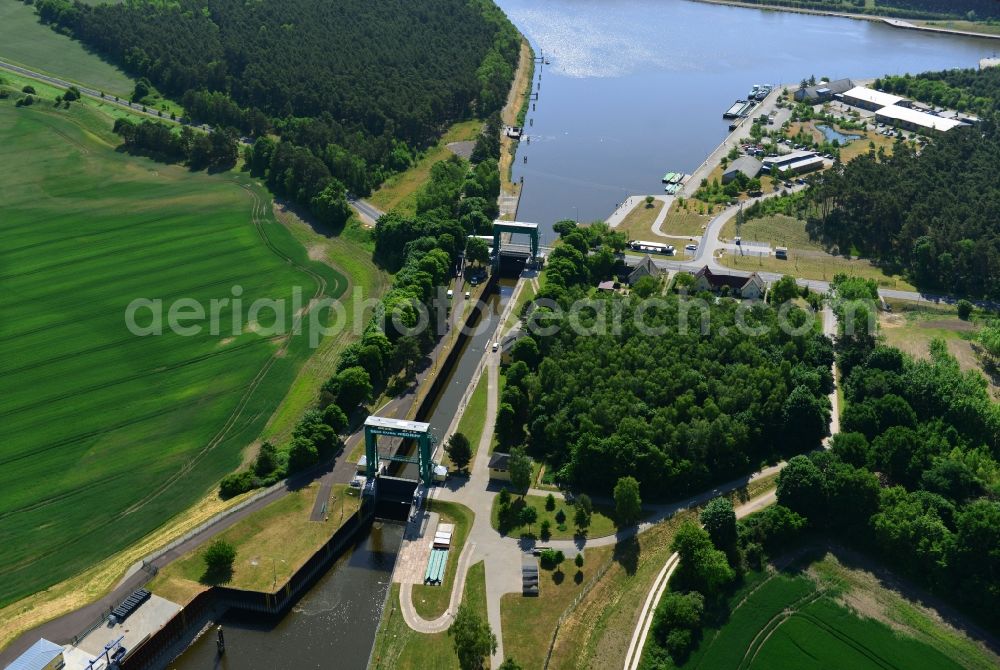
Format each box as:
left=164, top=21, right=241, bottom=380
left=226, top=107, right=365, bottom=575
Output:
left=0, top=98, right=346, bottom=607
left=651, top=550, right=995, bottom=670
left=0, top=1, right=134, bottom=98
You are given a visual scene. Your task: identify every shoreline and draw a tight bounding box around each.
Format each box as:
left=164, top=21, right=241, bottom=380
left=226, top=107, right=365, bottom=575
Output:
left=687, top=0, right=1000, bottom=41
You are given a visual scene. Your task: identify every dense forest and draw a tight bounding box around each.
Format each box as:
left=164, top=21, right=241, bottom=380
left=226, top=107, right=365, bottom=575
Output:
left=27, top=0, right=519, bottom=218
left=722, top=0, right=1000, bottom=20
left=770, top=276, right=1000, bottom=624
left=644, top=279, right=999, bottom=664
left=877, top=67, right=1000, bottom=117
left=805, top=123, right=1000, bottom=299
left=496, top=224, right=834, bottom=499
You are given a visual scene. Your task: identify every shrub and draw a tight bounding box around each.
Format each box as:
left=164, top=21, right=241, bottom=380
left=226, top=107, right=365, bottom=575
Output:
left=219, top=470, right=255, bottom=499
left=539, top=548, right=564, bottom=569
left=202, top=539, right=236, bottom=583
left=957, top=299, right=973, bottom=320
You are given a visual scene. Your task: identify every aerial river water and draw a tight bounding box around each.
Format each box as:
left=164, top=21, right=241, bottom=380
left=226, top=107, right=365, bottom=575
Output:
left=496, top=0, right=995, bottom=240
left=170, top=2, right=995, bottom=667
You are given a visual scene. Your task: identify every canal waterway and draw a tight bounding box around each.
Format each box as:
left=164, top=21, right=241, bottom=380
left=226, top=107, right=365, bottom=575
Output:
left=168, top=524, right=402, bottom=670
left=169, top=282, right=512, bottom=668
left=169, top=3, right=996, bottom=667
left=497, top=0, right=996, bottom=240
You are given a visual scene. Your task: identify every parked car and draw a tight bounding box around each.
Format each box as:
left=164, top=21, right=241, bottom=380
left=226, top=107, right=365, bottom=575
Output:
left=685, top=243, right=698, bottom=252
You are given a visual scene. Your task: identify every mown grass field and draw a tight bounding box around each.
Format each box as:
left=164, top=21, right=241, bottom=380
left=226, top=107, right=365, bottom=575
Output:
left=149, top=483, right=359, bottom=601
left=444, top=372, right=488, bottom=471
left=501, top=542, right=616, bottom=669
left=652, top=550, right=995, bottom=670
left=718, top=214, right=916, bottom=290
left=0, top=0, right=133, bottom=98
left=491, top=493, right=621, bottom=541
left=370, top=560, right=488, bottom=670
left=0, top=96, right=345, bottom=607
left=615, top=199, right=665, bottom=241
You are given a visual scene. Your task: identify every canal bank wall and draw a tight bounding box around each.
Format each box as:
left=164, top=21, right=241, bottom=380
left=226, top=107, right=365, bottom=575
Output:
left=120, top=505, right=375, bottom=670
left=687, top=0, right=1000, bottom=40
left=413, top=272, right=501, bottom=424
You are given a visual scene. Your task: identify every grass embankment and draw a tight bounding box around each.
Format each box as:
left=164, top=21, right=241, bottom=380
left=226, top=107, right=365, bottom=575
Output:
left=411, top=501, right=475, bottom=620
left=548, top=514, right=693, bottom=668
left=615, top=199, right=665, bottom=240
left=499, top=39, right=534, bottom=195
left=0, top=94, right=342, bottom=609
left=489, top=372, right=508, bottom=454
left=503, top=280, right=536, bottom=335
left=658, top=549, right=997, bottom=670
left=263, top=207, right=390, bottom=443
left=718, top=214, right=916, bottom=289
left=915, top=19, right=1000, bottom=37
left=491, top=494, right=622, bottom=541
left=501, top=542, right=617, bottom=669
left=370, top=561, right=488, bottom=670
left=444, top=372, right=489, bottom=471
left=149, top=484, right=359, bottom=601
left=368, top=120, right=483, bottom=216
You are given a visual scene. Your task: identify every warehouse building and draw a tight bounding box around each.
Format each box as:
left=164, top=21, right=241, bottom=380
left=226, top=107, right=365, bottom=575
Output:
left=722, top=156, right=762, bottom=184
left=762, top=150, right=817, bottom=173
left=775, top=155, right=825, bottom=176
left=874, top=105, right=968, bottom=135
left=841, top=86, right=908, bottom=111
left=793, top=78, right=853, bottom=103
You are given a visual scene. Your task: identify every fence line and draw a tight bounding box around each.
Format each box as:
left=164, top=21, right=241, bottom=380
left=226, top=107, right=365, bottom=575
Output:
left=542, top=554, right=616, bottom=669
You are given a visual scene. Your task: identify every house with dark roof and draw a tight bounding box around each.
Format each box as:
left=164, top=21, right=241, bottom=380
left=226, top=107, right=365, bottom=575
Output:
left=627, top=254, right=662, bottom=286
left=488, top=452, right=511, bottom=481
left=793, top=78, right=853, bottom=103
left=499, top=328, right=525, bottom=365
left=722, top=156, right=762, bottom=184
left=692, top=266, right=766, bottom=299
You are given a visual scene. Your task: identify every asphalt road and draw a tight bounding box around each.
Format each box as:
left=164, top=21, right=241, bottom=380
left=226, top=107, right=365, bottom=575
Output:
left=625, top=193, right=998, bottom=309
left=0, top=58, right=204, bottom=128
left=348, top=197, right=385, bottom=226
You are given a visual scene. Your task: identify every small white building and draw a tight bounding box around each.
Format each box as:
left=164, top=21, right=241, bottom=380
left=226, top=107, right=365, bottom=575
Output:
left=488, top=452, right=511, bottom=482
left=6, top=639, right=65, bottom=670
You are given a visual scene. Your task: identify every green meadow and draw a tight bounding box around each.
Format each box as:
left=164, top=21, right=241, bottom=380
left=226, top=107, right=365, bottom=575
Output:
left=0, top=0, right=134, bottom=98
left=658, top=551, right=994, bottom=670
left=0, top=94, right=346, bottom=606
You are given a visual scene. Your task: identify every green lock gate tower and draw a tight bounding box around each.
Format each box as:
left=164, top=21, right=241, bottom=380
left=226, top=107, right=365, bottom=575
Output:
left=363, top=416, right=434, bottom=488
